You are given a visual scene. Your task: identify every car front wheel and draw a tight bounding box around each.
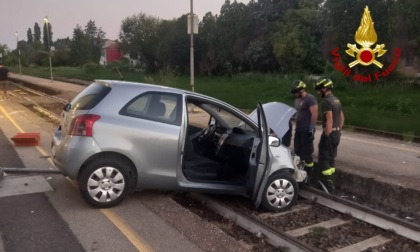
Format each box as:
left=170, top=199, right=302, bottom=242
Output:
left=261, top=172, right=298, bottom=212
left=79, top=158, right=132, bottom=208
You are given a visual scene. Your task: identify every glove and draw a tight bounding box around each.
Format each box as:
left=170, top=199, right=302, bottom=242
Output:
left=308, top=124, right=316, bottom=137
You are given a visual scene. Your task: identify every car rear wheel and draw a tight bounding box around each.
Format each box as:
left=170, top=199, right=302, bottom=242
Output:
left=261, top=172, right=298, bottom=212
left=79, top=158, right=132, bottom=208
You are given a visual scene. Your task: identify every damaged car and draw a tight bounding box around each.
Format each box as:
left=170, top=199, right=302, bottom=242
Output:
left=51, top=80, right=306, bottom=212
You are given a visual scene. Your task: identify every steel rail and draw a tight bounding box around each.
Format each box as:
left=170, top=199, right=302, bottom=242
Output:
left=190, top=193, right=321, bottom=252
left=299, top=186, right=420, bottom=243
left=32, top=105, right=61, bottom=122
left=9, top=81, right=68, bottom=104
left=8, top=82, right=62, bottom=122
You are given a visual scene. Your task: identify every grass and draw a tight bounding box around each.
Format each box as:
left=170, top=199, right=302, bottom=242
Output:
left=310, top=226, right=328, bottom=237
left=8, top=66, right=420, bottom=138
left=403, top=131, right=415, bottom=143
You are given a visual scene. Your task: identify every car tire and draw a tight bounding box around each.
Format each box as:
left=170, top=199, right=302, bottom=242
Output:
left=261, top=172, right=298, bottom=212
left=79, top=158, right=132, bottom=208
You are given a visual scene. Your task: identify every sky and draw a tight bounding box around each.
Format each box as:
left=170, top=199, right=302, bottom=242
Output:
left=1, top=0, right=250, bottom=50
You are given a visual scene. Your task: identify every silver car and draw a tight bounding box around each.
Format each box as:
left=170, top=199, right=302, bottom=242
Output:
left=51, top=80, right=306, bottom=212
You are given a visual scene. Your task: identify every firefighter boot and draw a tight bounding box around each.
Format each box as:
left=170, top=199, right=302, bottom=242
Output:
left=309, top=163, right=320, bottom=187
left=303, top=162, right=314, bottom=183
left=321, top=174, right=335, bottom=194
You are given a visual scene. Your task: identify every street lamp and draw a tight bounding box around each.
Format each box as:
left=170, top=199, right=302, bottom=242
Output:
left=44, top=16, right=53, bottom=82
left=14, top=32, right=22, bottom=75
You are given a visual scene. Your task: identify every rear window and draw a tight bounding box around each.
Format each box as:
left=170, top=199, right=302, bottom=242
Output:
left=70, top=82, right=111, bottom=110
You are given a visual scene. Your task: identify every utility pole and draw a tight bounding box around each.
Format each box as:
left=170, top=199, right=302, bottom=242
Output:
left=190, top=0, right=195, bottom=93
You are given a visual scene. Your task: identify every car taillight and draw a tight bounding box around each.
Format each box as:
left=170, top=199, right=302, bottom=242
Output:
left=68, top=114, right=101, bottom=136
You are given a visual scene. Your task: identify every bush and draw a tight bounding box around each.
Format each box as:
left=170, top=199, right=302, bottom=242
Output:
left=106, top=58, right=134, bottom=72
left=32, top=51, right=50, bottom=66
left=83, top=62, right=101, bottom=73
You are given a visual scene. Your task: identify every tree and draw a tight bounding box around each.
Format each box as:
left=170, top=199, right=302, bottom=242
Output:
left=272, top=0, right=324, bottom=72
left=155, top=19, right=181, bottom=72
left=119, top=13, right=160, bottom=72
left=34, top=23, right=41, bottom=42
left=14, top=41, right=29, bottom=66
left=84, top=20, right=106, bottom=63
left=216, top=0, right=252, bottom=73
left=43, top=21, right=53, bottom=51
left=53, top=38, right=71, bottom=66
left=27, top=28, right=33, bottom=43
left=155, top=16, right=191, bottom=75
left=198, top=12, right=219, bottom=75
left=69, top=25, right=90, bottom=67
left=0, top=44, right=10, bottom=64
left=394, top=0, right=420, bottom=66
left=245, top=0, right=299, bottom=73
left=245, top=39, right=277, bottom=72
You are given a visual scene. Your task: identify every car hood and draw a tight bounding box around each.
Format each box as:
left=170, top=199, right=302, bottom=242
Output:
left=248, top=102, right=296, bottom=138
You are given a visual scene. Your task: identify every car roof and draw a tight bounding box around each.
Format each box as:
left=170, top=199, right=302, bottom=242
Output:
left=97, top=79, right=194, bottom=95
left=95, top=79, right=221, bottom=101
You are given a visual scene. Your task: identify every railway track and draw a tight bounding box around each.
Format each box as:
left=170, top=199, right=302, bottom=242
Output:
left=8, top=81, right=66, bottom=123
left=7, top=78, right=420, bottom=251
left=176, top=188, right=420, bottom=252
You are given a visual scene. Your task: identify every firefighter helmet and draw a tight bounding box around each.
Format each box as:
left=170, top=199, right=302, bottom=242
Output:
left=314, top=77, right=333, bottom=90
left=291, top=80, right=307, bottom=94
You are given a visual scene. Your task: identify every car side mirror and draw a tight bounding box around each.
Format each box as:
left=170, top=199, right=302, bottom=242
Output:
left=268, top=136, right=281, bottom=147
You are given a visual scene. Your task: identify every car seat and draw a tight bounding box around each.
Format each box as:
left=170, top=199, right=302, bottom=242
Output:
left=183, top=134, right=222, bottom=180
left=148, top=101, right=166, bottom=119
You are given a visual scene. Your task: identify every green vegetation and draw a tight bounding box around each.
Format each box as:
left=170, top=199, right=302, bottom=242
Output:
left=2, top=0, right=419, bottom=78
left=9, top=66, right=420, bottom=138
left=310, top=227, right=328, bottom=237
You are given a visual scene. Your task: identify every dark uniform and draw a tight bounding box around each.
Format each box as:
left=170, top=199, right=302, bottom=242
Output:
left=0, top=65, right=9, bottom=100
left=313, top=76, right=344, bottom=192
left=318, top=93, right=342, bottom=179
left=294, top=93, right=317, bottom=166
left=290, top=80, right=318, bottom=182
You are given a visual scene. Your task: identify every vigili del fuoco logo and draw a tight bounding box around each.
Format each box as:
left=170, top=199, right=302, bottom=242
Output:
left=331, top=6, right=401, bottom=82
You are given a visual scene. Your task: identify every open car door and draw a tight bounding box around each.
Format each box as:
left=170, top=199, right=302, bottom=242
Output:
left=248, top=102, right=272, bottom=208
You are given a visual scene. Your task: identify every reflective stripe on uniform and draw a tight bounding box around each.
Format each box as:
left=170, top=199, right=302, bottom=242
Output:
left=324, top=81, right=332, bottom=87
left=297, top=81, right=305, bottom=89
left=322, top=167, right=335, bottom=176
left=305, top=162, right=314, bottom=168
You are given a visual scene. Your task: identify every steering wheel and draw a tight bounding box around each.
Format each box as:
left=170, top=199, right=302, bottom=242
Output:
left=199, top=124, right=216, bottom=142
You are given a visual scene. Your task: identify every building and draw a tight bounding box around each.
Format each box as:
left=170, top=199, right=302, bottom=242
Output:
left=100, top=39, right=123, bottom=65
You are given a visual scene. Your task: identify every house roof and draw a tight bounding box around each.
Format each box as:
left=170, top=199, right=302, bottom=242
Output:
left=103, top=39, right=119, bottom=49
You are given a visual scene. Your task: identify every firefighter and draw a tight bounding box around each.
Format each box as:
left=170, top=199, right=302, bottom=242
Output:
left=290, top=80, right=318, bottom=179
left=314, top=77, right=345, bottom=192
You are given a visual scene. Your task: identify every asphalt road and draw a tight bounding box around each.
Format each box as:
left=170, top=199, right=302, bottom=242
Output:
left=329, top=129, right=420, bottom=190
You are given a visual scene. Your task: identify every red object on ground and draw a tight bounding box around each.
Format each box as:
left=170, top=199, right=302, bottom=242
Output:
left=11, top=133, right=41, bottom=146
